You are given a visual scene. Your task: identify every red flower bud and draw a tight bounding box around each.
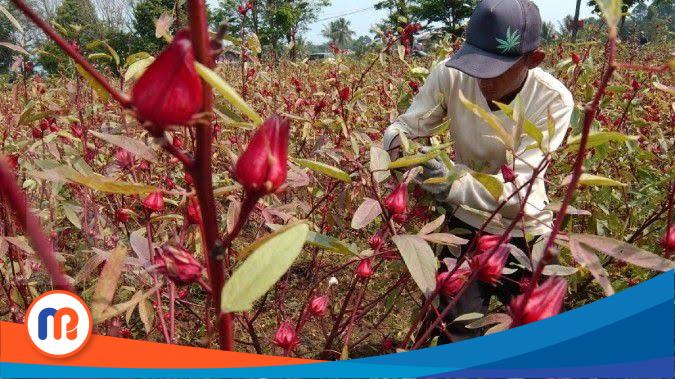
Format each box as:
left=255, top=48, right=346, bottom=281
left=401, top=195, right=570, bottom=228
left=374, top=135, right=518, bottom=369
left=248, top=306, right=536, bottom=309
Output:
left=436, top=268, right=471, bottom=296
left=571, top=52, right=581, bottom=64
left=184, top=172, right=194, bottom=187
left=31, top=128, right=41, bottom=139
left=115, top=208, right=132, bottom=223
left=661, top=226, right=675, bottom=253
left=137, top=160, right=150, bottom=171
left=142, top=191, right=165, bottom=212
left=339, top=86, right=350, bottom=101
left=132, top=31, right=203, bottom=127
left=392, top=212, right=407, bottom=224
left=155, top=245, right=203, bottom=285
left=500, top=164, right=517, bottom=183
left=70, top=123, right=84, bottom=138
left=308, top=295, right=328, bottom=317
left=234, top=116, right=290, bottom=196
left=186, top=197, right=202, bottom=225
left=477, top=233, right=507, bottom=253
left=408, top=80, right=419, bottom=93
left=115, top=148, right=134, bottom=169
left=5, top=154, right=19, bottom=172
left=355, top=258, right=374, bottom=278
left=509, top=277, right=567, bottom=327
left=368, top=231, right=384, bottom=250
left=631, top=79, right=640, bottom=92
left=384, top=183, right=407, bottom=215
left=470, top=245, right=510, bottom=285
left=172, top=136, right=184, bottom=149
left=273, top=321, right=299, bottom=351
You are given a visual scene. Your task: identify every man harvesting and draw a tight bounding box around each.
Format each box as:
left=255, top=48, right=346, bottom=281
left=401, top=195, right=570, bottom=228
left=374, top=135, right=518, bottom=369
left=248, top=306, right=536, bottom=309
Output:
left=384, top=0, right=574, bottom=342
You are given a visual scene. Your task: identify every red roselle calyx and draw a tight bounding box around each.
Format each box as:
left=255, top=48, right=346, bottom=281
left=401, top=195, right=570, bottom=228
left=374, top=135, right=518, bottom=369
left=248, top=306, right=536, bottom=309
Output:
left=355, top=258, right=374, bottom=278
left=115, top=208, right=132, bottom=224
left=368, top=231, right=384, bottom=250
left=339, top=86, right=350, bottom=101
left=384, top=183, right=407, bottom=215
left=308, top=295, right=328, bottom=317
left=273, top=321, right=299, bottom=351
left=142, top=191, right=165, bottom=212
left=509, top=277, right=567, bottom=327
left=500, top=164, right=517, bottom=183
left=115, top=148, right=134, bottom=169
left=132, top=30, right=203, bottom=128
left=661, top=226, right=675, bottom=253
left=470, top=245, right=510, bottom=286
left=436, top=268, right=471, bottom=296
left=186, top=197, right=202, bottom=225
left=155, top=245, right=203, bottom=285
left=477, top=233, right=507, bottom=253
left=571, top=52, right=581, bottom=64
left=234, top=116, right=290, bottom=197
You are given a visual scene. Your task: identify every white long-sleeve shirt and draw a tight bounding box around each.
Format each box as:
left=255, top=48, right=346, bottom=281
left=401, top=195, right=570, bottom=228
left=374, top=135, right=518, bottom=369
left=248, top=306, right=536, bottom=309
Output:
left=384, top=60, right=574, bottom=237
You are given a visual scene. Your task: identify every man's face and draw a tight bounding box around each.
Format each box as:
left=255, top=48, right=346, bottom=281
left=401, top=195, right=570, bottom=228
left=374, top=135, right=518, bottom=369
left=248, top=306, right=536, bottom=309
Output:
left=477, top=57, right=529, bottom=104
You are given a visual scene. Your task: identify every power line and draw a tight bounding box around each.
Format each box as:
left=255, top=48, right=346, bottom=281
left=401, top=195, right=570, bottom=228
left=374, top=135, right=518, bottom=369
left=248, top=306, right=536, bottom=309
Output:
left=310, top=5, right=375, bottom=24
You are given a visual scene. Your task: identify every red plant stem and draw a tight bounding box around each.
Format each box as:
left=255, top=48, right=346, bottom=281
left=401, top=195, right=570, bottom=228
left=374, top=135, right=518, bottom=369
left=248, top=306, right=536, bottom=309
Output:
left=523, top=30, right=619, bottom=308
left=10, top=0, right=131, bottom=108
left=186, top=0, right=233, bottom=351
left=0, top=158, right=73, bottom=292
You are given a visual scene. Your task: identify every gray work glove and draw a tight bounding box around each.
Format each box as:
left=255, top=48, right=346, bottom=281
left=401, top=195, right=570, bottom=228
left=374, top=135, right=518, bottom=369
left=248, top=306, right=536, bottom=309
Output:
left=415, top=146, right=453, bottom=199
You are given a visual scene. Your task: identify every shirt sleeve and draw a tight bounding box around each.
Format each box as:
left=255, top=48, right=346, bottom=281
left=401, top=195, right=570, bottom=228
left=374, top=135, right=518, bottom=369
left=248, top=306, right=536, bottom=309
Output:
left=442, top=95, right=575, bottom=221
left=383, top=62, right=451, bottom=157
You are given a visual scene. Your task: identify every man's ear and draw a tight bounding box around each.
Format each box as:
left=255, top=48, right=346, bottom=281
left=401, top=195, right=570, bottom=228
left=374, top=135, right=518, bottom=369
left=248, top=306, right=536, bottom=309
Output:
left=526, top=50, right=545, bottom=68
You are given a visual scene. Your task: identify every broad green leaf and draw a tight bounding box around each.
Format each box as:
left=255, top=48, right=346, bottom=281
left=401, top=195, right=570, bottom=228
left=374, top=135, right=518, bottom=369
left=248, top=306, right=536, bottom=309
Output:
left=62, top=204, right=82, bottom=229
left=88, top=53, right=112, bottom=61
left=420, top=233, right=468, bottom=246
left=268, top=224, right=356, bottom=256
left=195, top=62, right=263, bottom=124
left=452, top=312, right=484, bottom=323
left=92, top=245, right=127, bottom=322
left=563, top=173, right=626, bottom=187
left=55, top=165, right=158, bottom=195
left=570, top=234, right=675, bottom=272
left=459, top=90, right=513, bottom=149
left=392, top=235, right=439, bottom=296
left=566, top=131, right=637, bottom=152
left=294, top=158, right=351, bottom=183
left=389, top=151, right=439, bottom=169
left=466, top=313, right=512, bottom=330
left=418, top=214, right=445, bottom=235
left=0, top=42, right=29, bottom=56
left=246, top=33, right=262, bottom=54
left=370, top=146, right=391, bottom=183
left=351, top=198, right=382, bottom=230
left=75, top=64, right=109, bottom=101
left=542, top=265, right=578, bottom=276
left=472, top=172, right=504, bottom=201
left=90, top=130, right=158, bottom=162
left=493, top=100, right=543, bottom=148
left=124, top=56, right=154, bottom=82
left=221, top=223, right=309, bottom=312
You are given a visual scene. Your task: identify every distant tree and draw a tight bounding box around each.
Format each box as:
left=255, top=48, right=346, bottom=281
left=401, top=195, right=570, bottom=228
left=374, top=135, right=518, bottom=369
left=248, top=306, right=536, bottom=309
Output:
left=541, top=21, right=559, bottom=43
left=411, top=0, right=474, bottom=35
left=587, top=0, right=639, bottom=32
left=321, top=18, right=355, bottom=50
left=133, top=0, right=185, bottom=54
left=0, top=1, right=17, bottom=73
left=350, top=35, right=373, bottom=56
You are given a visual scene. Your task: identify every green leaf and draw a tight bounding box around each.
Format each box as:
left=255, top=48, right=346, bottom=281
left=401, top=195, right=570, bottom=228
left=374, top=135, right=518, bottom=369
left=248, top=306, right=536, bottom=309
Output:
left=391, top=235, right=439, bottom=297
left=306, top=230, right=357, bottom=256
left=566, top=236, right=614, bottom=296
left=62, top=204, right=82, bottom=229
left=54, top=165, right=158, bottom=195
left=389, top=151, right=439, bottom=169
left=0, top=5, right=23, bottom=33
left=294, top=158, right=351, bottom=183
left=471, top=172, right=504, bottom=201
left=563, top=174, right=626, bottom=187
left=75, top=64, right=109, bottom=101
left=370, top=146, right=391, bottom=183
left=221, top=223, right=309, bottom=312
left=195, top=62, right=263, bottom=125
left=459, top=90, right=513, bottom=149
left=90, top=130, right=158, bottom=163
left=565, top=131, right=638, bottom=152
left=124, top=56, right=154, bottom=82
left=92, top=245, right=127, bottom=323
left=493, top=100, right=543, bottom=148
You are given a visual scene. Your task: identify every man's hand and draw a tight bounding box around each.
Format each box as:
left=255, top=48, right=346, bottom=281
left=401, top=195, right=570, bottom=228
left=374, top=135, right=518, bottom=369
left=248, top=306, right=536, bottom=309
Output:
left=415, top=147, right=453, bottom=199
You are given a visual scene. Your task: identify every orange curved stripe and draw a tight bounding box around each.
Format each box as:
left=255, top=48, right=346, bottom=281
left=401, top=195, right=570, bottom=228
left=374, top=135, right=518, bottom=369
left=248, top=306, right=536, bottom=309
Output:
left=1, top=322, right=321, bottom=368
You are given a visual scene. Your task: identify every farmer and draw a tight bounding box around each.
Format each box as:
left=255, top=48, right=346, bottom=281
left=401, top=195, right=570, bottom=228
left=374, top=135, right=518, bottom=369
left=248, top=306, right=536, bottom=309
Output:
left=383, top=0, right=574, bottom=343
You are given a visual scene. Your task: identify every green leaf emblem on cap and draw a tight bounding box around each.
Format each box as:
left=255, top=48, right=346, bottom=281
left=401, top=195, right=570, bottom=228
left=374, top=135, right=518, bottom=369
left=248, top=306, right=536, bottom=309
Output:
left=496, top=27, right=521, bottom=54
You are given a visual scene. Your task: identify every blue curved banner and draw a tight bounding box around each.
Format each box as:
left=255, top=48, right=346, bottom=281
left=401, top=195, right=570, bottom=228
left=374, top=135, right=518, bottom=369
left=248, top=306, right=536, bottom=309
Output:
left=2, top=271, right=673, bottom=378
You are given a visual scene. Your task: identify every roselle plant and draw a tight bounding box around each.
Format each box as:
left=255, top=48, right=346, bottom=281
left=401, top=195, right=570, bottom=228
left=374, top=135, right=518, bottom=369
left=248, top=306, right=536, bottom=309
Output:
left=0, top=0, right=673, bottom=360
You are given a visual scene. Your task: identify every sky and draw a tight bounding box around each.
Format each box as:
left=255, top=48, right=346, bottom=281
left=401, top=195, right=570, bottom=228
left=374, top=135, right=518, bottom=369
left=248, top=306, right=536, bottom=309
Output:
left=304, top=0, right=596, bottom=44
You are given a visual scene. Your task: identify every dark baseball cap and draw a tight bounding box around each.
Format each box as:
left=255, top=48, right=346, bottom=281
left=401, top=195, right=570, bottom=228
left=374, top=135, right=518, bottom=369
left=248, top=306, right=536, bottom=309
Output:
left=446, top=0, right=542, bottom=79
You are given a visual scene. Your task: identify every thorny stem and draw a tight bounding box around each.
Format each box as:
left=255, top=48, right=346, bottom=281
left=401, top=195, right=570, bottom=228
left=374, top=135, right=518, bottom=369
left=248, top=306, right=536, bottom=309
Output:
left=0, top=157, right=73, bottom=292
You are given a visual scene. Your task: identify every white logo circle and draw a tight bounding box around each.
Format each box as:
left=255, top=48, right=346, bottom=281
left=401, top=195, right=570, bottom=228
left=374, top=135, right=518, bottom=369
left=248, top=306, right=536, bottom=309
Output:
left=25, top=291, right=92, bottom=358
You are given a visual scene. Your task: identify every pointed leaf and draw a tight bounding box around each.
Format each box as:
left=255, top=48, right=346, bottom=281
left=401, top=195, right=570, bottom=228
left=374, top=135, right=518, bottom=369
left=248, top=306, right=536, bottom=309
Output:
left=351, top=198, right=382, bottom=229
left=392, top=235, right=439, bottom=296
left=571, top=234, right=675, bottom=272
left=568, top=236, right=614, bottom=296
left=195, top=62, right=262, bottom=124
left=92, top=245, right=127, bottom=322
left=90, top=130, right=158, bottom=162
left=294, top=158, right=351, bottom=183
